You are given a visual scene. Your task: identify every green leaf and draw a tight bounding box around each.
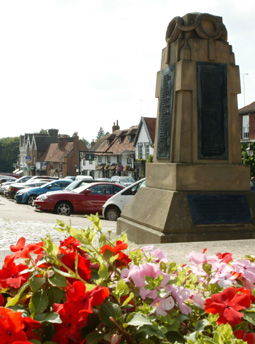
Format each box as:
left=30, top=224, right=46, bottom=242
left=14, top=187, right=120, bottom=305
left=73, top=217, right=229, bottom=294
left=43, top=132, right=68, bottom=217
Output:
left=29, top=276, right=46, bottom=293
left=243, top=311, right=255, bottom=326
left=34, top=312, right=62, bottom=324
left=6, top=282, right=29, bottom=307
left=85, top=333, right=106, bottom=344
left=195, top=319, right=211, bottom=332
left=127, top=313, right=153, bottom=327
left=41, top=235, right=58, bottom=257
left=122, top=292, right=134, bottom=306
left=47, top=286, right=65, bottom=305
left=49, top=271, right=68, bottom=287
left=98, top=263, right=109, bottom=280
left=99, top=301, right=122, bottom=328
left=29, top=289, right=49, bottom=317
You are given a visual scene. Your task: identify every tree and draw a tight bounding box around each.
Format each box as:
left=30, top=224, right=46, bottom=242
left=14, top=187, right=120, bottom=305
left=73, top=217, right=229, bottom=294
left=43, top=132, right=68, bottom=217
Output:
left=96, top=127, right=106, bottom=141
left=0, top=137, right=19, bottom=172
left=241, top=142, right=255, bottom=177
left=82, top=138, right=90, bottom=149
left=39, top=129, right=48, bottom=134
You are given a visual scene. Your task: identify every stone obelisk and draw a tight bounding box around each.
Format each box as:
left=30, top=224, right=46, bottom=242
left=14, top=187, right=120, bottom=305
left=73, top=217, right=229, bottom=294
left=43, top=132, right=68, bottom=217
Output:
left=117, top=13, right=255, bottom=243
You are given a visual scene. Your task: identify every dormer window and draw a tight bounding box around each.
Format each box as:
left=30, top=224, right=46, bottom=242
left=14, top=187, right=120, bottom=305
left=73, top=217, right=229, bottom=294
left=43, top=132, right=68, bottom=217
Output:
left=128, top=135, right=132, bottom=142
left=118, top=137, right=122, bottom=143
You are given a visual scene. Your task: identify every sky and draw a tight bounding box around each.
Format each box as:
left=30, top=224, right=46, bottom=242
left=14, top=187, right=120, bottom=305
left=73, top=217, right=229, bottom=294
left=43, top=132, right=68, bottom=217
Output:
left=0, top=0, right=255, bottom=142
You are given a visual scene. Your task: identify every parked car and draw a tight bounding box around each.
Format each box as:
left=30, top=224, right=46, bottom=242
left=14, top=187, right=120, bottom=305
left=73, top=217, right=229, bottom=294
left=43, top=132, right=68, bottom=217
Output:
left=75, top=175, right=94, bottom=181
left=0, top=176, right=17, bottom=184
left=33, top=182, right=124, bottom=215
left=15, top=179, right=72, bottom=205
left=110, top=176, right=135, bottom=187
left=5, top=180, right=49, bottom=199
left=102, top=178, right=146, bottom=221
left=0, top=176, right=33, bottom=195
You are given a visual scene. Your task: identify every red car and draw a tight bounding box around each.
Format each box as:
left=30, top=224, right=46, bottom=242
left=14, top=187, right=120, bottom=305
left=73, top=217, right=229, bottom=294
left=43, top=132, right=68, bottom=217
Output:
left=33, top=182, right=124, bottom=216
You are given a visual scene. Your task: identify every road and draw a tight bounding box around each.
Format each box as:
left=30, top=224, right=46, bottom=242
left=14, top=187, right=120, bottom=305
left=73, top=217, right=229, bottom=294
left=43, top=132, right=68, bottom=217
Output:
left=0, top=196, right=117, bottom=264
left=1, top=196, right=255, bottom=266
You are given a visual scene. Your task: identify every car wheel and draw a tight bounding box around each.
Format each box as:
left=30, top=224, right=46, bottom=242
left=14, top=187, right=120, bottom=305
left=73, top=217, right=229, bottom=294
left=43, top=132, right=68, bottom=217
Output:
left=27, top=195, right=37, bottom=206
left=105, top=206, right=121, bottom=221
left=55, top=201, right=73, bottom=216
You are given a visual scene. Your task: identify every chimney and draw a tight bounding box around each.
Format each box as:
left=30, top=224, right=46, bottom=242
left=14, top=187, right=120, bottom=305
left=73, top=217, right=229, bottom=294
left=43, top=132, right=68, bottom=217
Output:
left=58, top=135, right=68, bottom=149
left=112, top=120, right=120, bottom=132
left=91, top=139, right=96, bottom=147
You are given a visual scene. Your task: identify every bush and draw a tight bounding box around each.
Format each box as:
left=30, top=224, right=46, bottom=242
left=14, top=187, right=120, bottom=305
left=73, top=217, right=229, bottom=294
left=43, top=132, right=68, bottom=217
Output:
left=0, top=215, right=255, bottom=343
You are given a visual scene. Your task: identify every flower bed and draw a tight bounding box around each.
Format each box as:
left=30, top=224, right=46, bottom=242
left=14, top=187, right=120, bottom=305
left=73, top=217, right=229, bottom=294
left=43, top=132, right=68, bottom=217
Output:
left=0, top=215, right=255, bottom=343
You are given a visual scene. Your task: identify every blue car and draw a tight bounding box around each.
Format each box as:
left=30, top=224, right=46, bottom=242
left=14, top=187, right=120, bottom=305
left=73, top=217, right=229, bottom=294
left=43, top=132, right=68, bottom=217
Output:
left=15, top=179, right=72, bottom=205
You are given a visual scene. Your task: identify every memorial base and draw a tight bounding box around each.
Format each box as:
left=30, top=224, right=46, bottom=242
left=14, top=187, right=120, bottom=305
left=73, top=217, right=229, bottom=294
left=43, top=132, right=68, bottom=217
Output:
left=116, top=188, right=255, bottom=244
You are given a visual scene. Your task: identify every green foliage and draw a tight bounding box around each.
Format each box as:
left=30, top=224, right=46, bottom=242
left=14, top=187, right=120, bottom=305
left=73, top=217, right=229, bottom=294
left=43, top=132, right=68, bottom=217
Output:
left=0, top=136, right=19, bottom=172
left=96, top=127, right=106, bottom=141
left=241, top=142, right=255, bottom=177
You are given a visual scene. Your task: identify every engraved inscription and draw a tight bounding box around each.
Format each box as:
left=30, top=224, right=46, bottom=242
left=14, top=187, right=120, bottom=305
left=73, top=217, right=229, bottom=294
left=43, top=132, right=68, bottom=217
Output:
left=188, top=195, right=252, bottom=224
left=157, top=65, right=175, bottom=160
left=197, top=63, right=228, bottom=160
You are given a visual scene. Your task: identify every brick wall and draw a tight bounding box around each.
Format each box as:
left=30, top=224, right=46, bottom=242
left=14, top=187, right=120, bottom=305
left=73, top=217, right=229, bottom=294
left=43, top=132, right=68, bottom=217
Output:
left=250, top=113, right=255, bottom=140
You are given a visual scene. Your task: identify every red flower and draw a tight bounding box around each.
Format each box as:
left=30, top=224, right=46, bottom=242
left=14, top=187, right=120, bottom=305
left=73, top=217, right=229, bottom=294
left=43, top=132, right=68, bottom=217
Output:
left=59, top=249, right=91, bottom=284
left=0, top=307, right=27, bottom=343
left=0, top=260, right=30, bottom=289
left=22, top=317, right=41, bottom=341
left=4, top=237, right=44, bottom=265
left=53, top=281, right=109, bottom=343
left=234, top=330, right=255, bottom=344
left=216, top=252, right=233, bottom=264
left=101, top=241, right=131, bottom=268
left=0, top=294, right=4, bottom=306
left=205, top=287, right=251, bottom=327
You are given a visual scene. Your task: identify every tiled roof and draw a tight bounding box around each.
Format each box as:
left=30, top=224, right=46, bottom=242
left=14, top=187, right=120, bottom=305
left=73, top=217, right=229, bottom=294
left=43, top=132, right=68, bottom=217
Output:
left=94, top=127, right=137, bottom=155
left=134, top=117, right=156, bottom=146
left=43, top=142, right=74, bottom=163
left=143, top=117, right=156, bottom=144
left=239, top=102, right=255, bottom=115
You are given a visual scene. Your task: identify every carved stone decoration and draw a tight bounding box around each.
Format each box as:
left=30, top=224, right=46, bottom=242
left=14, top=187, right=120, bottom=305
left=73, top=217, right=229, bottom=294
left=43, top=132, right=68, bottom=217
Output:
left=165, top=13, right=227, bottom=63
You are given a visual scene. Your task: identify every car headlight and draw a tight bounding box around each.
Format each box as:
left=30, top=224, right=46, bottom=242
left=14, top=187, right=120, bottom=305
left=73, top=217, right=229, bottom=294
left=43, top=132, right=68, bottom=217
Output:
left=38, top=195, right=48, bottom=200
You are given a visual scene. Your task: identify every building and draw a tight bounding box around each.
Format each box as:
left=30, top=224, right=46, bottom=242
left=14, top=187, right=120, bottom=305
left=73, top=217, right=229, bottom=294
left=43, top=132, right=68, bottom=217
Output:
left=19, top=129, right=87, bottom=177
left=239, top=102, right=255, bottom=142
left=133, top=116, right=156, bottom=178
left=81, top=121, right=137, bottom=179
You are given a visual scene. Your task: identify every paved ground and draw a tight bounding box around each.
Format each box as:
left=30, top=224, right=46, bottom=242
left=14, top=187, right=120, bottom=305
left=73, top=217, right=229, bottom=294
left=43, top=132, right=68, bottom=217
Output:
left=1, top=196, right=255, bottom=265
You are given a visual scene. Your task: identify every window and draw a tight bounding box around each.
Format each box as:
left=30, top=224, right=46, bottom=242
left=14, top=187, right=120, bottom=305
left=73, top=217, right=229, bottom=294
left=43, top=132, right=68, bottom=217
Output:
left=145, top=143, right=150, bottom=159
left=138, top=143, right=143, bottom=159
left=117, top=155, right=122, bottom=164
left=242, top=115, right=249, bottom=139
left=107, top=155, right=111, bottom=164
left=98, top=155, right=102, bottom=162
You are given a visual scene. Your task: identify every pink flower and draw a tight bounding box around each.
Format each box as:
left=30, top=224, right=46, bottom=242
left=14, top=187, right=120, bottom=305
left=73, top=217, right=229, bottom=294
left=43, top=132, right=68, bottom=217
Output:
left=151, top=296, right=175, bottom=316
left=167, top=285, right=191, bottom=315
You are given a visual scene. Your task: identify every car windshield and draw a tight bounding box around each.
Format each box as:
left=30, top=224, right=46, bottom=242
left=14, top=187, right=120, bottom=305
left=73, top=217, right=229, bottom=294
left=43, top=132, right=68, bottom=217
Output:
left=65, top=180, right=80, bottom=191
left=120, top=177, right=135, bottom=183
left=72, top=184, right=92, bottom=194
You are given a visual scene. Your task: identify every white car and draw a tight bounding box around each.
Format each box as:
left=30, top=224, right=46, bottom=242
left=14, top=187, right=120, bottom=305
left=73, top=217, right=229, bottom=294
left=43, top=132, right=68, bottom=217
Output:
left=102, top=178, right=145, bottom=221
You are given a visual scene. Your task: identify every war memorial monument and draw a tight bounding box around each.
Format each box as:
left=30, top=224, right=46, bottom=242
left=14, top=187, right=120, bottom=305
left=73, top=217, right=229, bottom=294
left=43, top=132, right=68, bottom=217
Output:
left=117, top=12, right=255, bottom=243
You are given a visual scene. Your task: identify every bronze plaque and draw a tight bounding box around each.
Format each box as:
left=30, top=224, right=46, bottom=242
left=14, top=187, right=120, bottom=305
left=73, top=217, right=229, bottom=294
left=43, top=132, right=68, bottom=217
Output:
left=188, top=194, right=252, bottom=224
left=157, top=65, right=175, bottom=160
left=197, top=63, right=228, bottom=160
